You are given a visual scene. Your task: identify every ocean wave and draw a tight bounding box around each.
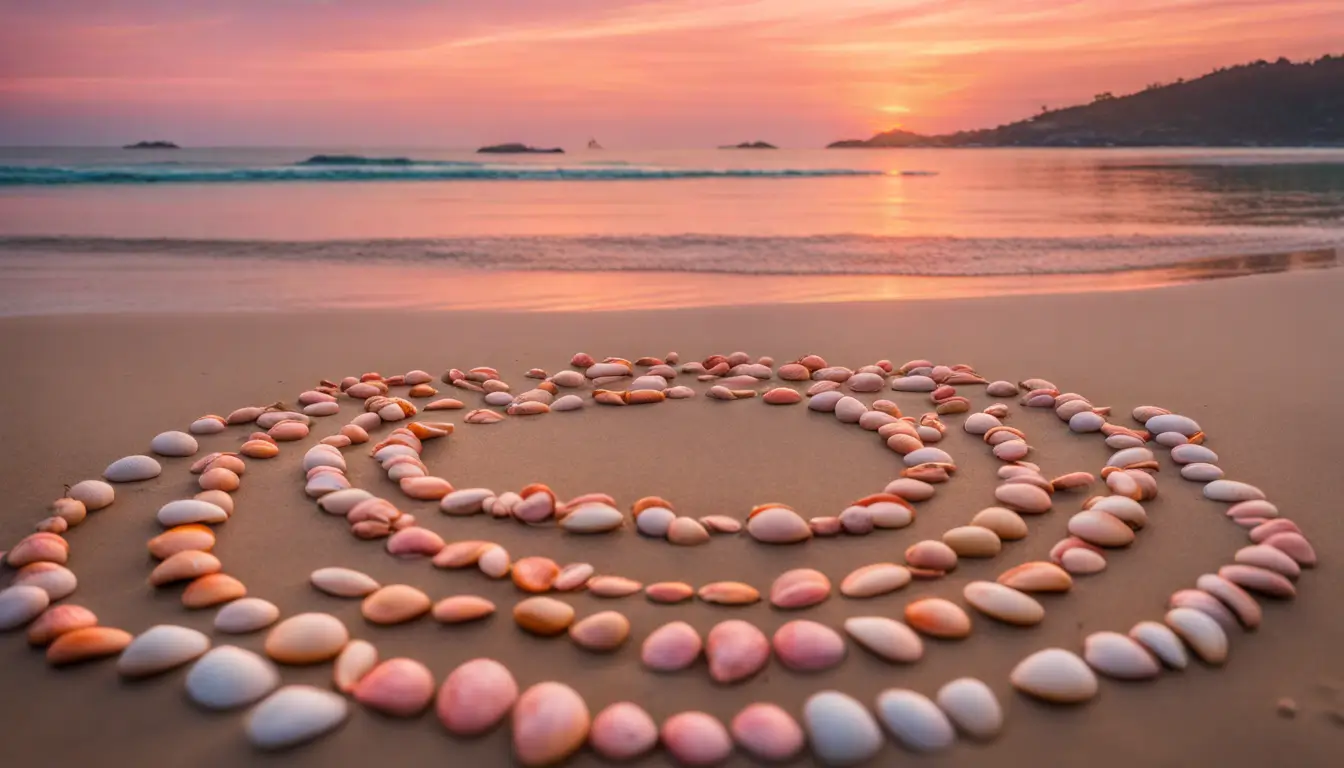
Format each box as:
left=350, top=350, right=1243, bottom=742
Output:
left=0, top=163, right=884, bottom=185
left=1, top=232, right=1337, bottom=277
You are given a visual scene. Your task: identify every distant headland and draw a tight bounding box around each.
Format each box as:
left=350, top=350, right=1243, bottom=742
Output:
left=123, top=140, right=180, bottom=150
left=477, top=143, right=564, bottom=154
left=829, top=55, right=1344, bottom=148
left=719, top=141, right=778, bottom=150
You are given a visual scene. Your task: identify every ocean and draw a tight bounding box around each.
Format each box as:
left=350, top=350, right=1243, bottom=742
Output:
left=0, top=146, right=1341, bottom=313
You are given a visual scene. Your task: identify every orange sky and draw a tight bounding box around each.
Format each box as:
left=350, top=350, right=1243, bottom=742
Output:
left=0, top=0, right=1339, bottom=147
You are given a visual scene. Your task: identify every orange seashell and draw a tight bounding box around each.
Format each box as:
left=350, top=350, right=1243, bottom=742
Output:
left=997, top=562, right=1073, bottom=593
left=904, top=598, right=972, bottom=639
left=593, top=390, right=627, bottom=406
left=385, top=527, right=446, bottom=557
left=508, top=401, right=551, bottom=416
left=425, top=398, right=465, bottom=410
left=362, top=585, right=432, bottom=625
left=408, top=421, right=454, bottom=439
left=399, top=476, right=454, bottom=500
left=466, top=409, right=506, bottom=424
left=240, top=440, right=279, bottom=459
left=762, top=388, right=803, bottom=405
left=513, top=597, right=576, bottom=636
left=513, top=557, right=561, bottom=593
left=149, top=550, right=222, bottom=586
left=182, top=573, right=247, bottom=608
left=409, top=383, right=438, bottom=398
left=586, top=576, right=643, bottom=598
left=47, top=626, right=132, bottom=666
left=321, top=435, right=353, bottom=448
left=697, top=582, right=761, bottom=606
left=852, top=493, right=913, bottom=510
left=903, top=464, right=951, bottom=483
left=645, top=582, right=695, bottom=603
left=632, top=496, right=674, bottom=516
left=432, top=595, right=496, bottom=624
left=198, top=467, right=240, bottom=492
left=5, top=533, right=69, bottom=568
left=147, top=524, right=216, bottom=560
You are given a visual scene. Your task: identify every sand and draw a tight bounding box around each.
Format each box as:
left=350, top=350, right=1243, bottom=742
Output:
left=0, top=267, right=1341, bottom=766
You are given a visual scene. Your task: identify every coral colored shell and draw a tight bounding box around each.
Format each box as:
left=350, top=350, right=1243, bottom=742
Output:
left=706, top=620, right=770, bottom=683
left=512, top=684, right=590, bottom=766
left=214, top=598, right=280, bottom=634
left=963, top=581, right=1044, bottom=626
left=840, top=563, right=912, bottom=598
left=13, top=562, right=77, bottom=601
left=661, top=712, right=734, bottom=766
left=943, top=526, right=1002, bottom=557
left=513, top=597, right=575, bottom=636
left=993, top=483, right=1052, bottom=513
left=149, top=550, right=221, bottom=586
left=5, top=534, right=69, bottom=568
left=26, top=604, right=97, bottom=646
left=385, top=527, right=446, bottom=557
left=353, top=657, right=435, bottom=717
left=667, top=516, right=711, bottom=545
left=264, top=613, right=349, bottom=664
left=436, top=657, right=518, bottom=736
left=772, top=620, right=846, bottom=671
left=589, top=702, right=658, bottom=761
left=769, top=568, right=831, bottom=609
left=362, top=585, right=431, bottom=624
left=511, top=557, right=560, bottom=592
left=182, top=573, right=247, bottom=608
left=904, top=598, right=972, bottom=639
left=569, top=611, right=631, bottom=651
left=642, top=621, right=703, bottom=672
left=905, top=540, right=959, bottom=572
left=731, top=703, right=805, bottom=762
left=47, top=626, right=132, bottom=666
left=997, top=561, right=1073, bottom=592
left=698, top=581, right=761, bottom=605
left=746, top=506, right=812, bottom=544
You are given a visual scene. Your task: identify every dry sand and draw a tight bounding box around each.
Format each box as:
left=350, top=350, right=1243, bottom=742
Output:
left=0, top=267, right=1341, bottom=766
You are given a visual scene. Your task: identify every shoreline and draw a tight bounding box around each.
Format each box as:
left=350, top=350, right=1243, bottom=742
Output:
left=1, top=267, right=1341, bottom=766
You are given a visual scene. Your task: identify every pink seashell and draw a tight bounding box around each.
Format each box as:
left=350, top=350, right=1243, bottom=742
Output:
left=769, top=568, right=831, bottom=609
left=1234, top=544, right=1301, bottom=579
left=772, top=620, right=846, bottom=671
left=904, top=598, right=972, bottom=639
left=437, top=658, right=518, bottom=736
left=661, top=711, right=734, bottom=766
left=699, top=515, right=742, bottom=534
left=838, top=506, right=873, bottom=535
left=554, top=563, right=595, bottom=591
left=731, top=703, right=805, bottom=762
left=26, top=604, right=98, bottom=646
left=840, top=563, right=912, bottom=598
left=809, top=516, right=842, bottom=536
left=399, top=476, right=453, bottom=500
left=706, top=620, right=770, bottom=683
left=431, top=595, right=496, bottom=624
left=590, top=702, right=658, bottom=761
left=1218, top=564, right=1296, bottom=598
left=587, top=575, right=643, bottom=598
left=745, top=506, right=812, bottom=544
left=1195, top=574, right=1262, bottom=629
left=905, top=540, right=958, bottom=572
left=645, top=582, right=694, bottom=603
left=1169, top=589, right=1239, bottom=633
left=569, top=611, right=631, bottom=652
left=512, top=682, right=590, bottom=767
left=351, top=659, right=433, bottom=717
left=1262, top=532, right=1316, bottom=567
left=642, top=621, right=702, bottom=672
left=385, top=527, right=446, bottom=558
left=1248, top=518, right=1301, bottom=543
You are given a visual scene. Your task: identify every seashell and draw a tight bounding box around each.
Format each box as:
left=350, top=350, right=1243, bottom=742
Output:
left=1170, top=589, right=1239, bottom=632
left=699, top=515, right=742, bottom=534
left=245, top=685, right=349, bottom=751
left=395, top=476, right=451, bottom=501
left=1203, top=479, right=1266, bottom=503
left=587, top=362, right=631, bottom=378
left=465, top=409, right=505, bottom=424
left=970, top=507, right=1027, bottom=540
left=875, top=689, right=955, bottom=753
left=730, top=703, right=804, bottom=762
left=478, top=544, right=511, bottom=578
left=190, top=415, right=228, bottom=434
left=942, top=526, right=1002, bottom=558
left=660, top=711, right=733, bottom=765
left=1226, top=499, right=1278, bottom=523
left=904, top=598, right=972, bottom=639
left=1083, top=631, right=1160, bottom=679
left=1061, top=548, right=1107, bottom=574
left=846, top=371, right=885, bottom=392
left=904, top=446, right=953, bottom=467
left=963, top=581, right=1044, bottom=625
left=1181, top=462, right=1224, bottom=482
left=507, top=557, right=558, bottom=593
left=1262, top=532, right=1316, bottom=567
left=438, top=487, right=494, bottom=516
left=67, top=479, right=114, bottom=511
left=707, top=620, right=770, bottom=683
left=569, top=610, right=631, bottom=651
left=311, top=567, right=380, bottom=597
left=103, top=454, right=163, bottom=483
left=26, top=604, right=96, bottom=646
left=642, top=621, right=702, bottom=672
left=695, top=581, right=760, bottom=605
left=583, top=575, right=641, bottom=598
left=1049, top=471, right=1095, bottom=492
left=840, top=563, right=912, bottom=598
left=1128, top=621, right=1188, bottom=669
left=1196, top=574, right=1262, bottom=629
left=240, top=439, right=279, bottom=459
left=149, top=430, right=198, bottom=457
left=186, top=645, right=281, bottom=710
left=264, top=613, right=349, bottom=664
left=745, top=506, right=812, bottom=544
left=773, top=620, right=846, bottom=671
left=839, top=617, right=921, bottom=666
left=935, top=678, right=1002, bottom=741
left=513, top=596, right=575, bottom=636
left=985, top=380, right=1018, bottom=396
left=804, top=691, right=883, bottom=766
left=770, top=568, right=831, bottom=609
left=997, top=561, right=1073, bottom=592
left=149, top=550, right=221, bottom=586
left=350, top=411, right=381, bottom=430
left=1170, top=444, right=1217, bottom=465
left=362, top=584, right=431, bottom=624
left=993, top=483, right=1052, bottom=514
left=353, top=657, right=434, bottom=717
left=1010, top=648, right=1097, bottom=703
left=892, top=374, right=936, bottom=392
left=50, top=497, right=87, bottom=527
left=215, top=598, right=280, bottom=634
left=431, top=595, right=496, bottom=624
left=550, top=394, right=585, bottom=411
left=838, top=505, right=874, bottom=535
left=831, top=395, right=866, bottom=423
left=304, top=401, right=340, bottom=417
left=665, top=385, right=696, bottom=399
left=1068, top=509, right=1136, bottom=547
left=905, top=539, right=958, bottom=572
left=0, top=585, right=50, bottom=631
left=1067, top=411, right=1106, bottom=433
left=1145, top=413, right=1200, bottom=436
left=196, top=466, right=240, bottom=492
left=630, top=503, right=674, bottom=536
left=1106, top=433, right=1146, bottom=449
left=182, top=573, right=246, bottom=608
left=117, top=625, right=211, bottom=678
left=560, top=503, right=624, bottom=533
left=435, top=657, right=517, bottom=735
left=512, top=682, right=590, bottom=767
left=385, top=526, right=446, bottom=558
left=963, top=412, right=1002, bottom=435
left=1165, top=607, right=1227, bottom=664
left=883, top=478, right=934, bottom=502
left=1218, top=564, right=1295, bottom=598
left=47, top=626, right=132, bottom=666
left=1234, top=544, right=1300, bottom=579
left=806, top=390, right=843, bottom=412
left=4, top=534, right=67, bottom=569
left=1248, top=518, right=1301, bottom=542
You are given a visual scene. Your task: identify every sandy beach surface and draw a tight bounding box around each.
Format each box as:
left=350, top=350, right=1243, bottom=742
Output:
left=1, top=267, right=1341, bottom=767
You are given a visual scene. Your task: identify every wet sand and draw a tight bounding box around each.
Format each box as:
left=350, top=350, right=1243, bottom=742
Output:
left=0, top=267, right=1341, bottom=766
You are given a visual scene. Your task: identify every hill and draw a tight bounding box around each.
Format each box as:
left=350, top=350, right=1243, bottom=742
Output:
left=829, top=55, right=1344, bottom=148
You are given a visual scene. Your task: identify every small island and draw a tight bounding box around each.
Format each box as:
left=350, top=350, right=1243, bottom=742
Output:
left=719, top=141, right=778, bottom=149
left=123, top=140, right=180, bottom=150
left=476, top=143, right=564, bottom=154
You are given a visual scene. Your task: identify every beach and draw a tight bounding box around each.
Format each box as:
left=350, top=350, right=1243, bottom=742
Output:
left=1, top=266, right=1341, bottom=766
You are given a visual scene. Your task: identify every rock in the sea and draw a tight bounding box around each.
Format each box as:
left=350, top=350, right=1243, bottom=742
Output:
left=245, top=685, right=350, bottom=750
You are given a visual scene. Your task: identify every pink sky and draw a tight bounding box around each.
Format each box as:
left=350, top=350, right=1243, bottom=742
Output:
left=1, top=0, right=1339, bottom=147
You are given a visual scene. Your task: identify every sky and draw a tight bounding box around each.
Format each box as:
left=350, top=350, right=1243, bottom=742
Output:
left=0, top=0, right=1340, bottom=147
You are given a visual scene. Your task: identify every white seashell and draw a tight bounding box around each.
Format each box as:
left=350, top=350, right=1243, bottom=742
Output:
left=1088, top=495, right=1147, bottom=527
left=1105, top=434, right=1145, bottom=449
left=892, top=375, right=936, bottom=392
left=1203, top=480, right=1265, bottom=503
left=917, top=425, right=942, bottom=443
left=1068, top=510, right=1136, bottom=547
left=635, top=507, right=675, bottom=537
left=1180, top=463, right=1223, bottom=482
left=317, top=489, right=374, bottom=516
left=1155, top=431, right=1189, bottom=447
left=303, top=447, right=346, bottom=473
left=310, top=567, right=380, bottom=597
left=875, top=689, right=955, bottom=752
left=150, top=430, right=199, bottom=457
left=13, top=563, right=78, bottom=600
left=1068, top=411, right=1105, bottom=432
left=0, top=585, right=50, bottom=631
left=833, top=396, right=867, bottom=423
left=551, top=394, right=585, bottom=411
left=586, top=362, right=631, bottom=378
left=190, top=417, right=227, bottom=435
left=560, top=503, right=625, bottom=533
left=1164, top=607, right=1227, bottom=665
left=1170, top=444, right=1217, bottom=464
left=68, top=479, right=115, bottom=510
left=963, top=581, right=1044, bottom=625
left=1106, top=447, right=1154, bottom=468
left=305, top=472, right=350, bottom=498
left=303, top=401, right=340, bottom=417
left=439, top=488, right=494, bottom=516
left=963, top=413, right=1001, bottom=435
left=843, top=617, right=922, bottom=663
left=804, top=691, right=883, bottom=766
left=118, top=625, right=211, bottom=677
left=157, top=499, right=228, bottom=527
left=215, top=598, right=280, bottom=634
left=104, top=455, right=163, bottom=483
left=992, top=440, right=1030, bottom=462
left=1010, top=648, right=1098, bottom=703
left=807, top=390, right=843, bottom=412
left=484, top=391, right=513, bottom=406
left=1061, top=548, right=1107, bottom=574
left=1145, top=414, right=1200, bottom=436
left=186, top=646, right=281, bottom=710
left=1128, top=621, right=1188, bottom=669
left=1082, top=631, right=1160, bottom=679
left=935, top=678, right=1001, bottom=740
left=245, top=685, right=349, bottom=750
left=904, top=447, right=953, bottom=467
